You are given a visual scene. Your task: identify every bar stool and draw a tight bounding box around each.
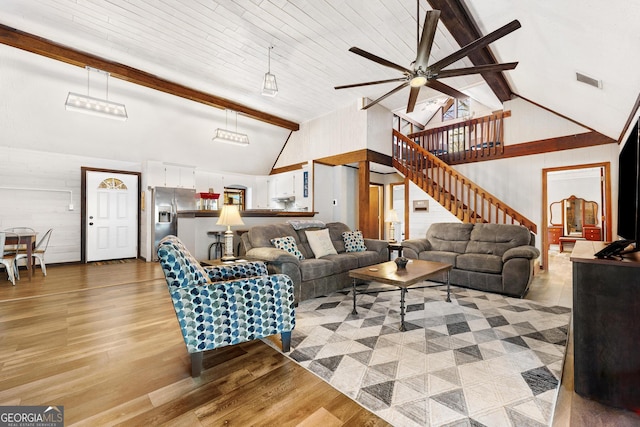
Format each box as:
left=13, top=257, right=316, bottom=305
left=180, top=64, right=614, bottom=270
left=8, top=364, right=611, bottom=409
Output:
left=207, top=231, right=225, bottom=260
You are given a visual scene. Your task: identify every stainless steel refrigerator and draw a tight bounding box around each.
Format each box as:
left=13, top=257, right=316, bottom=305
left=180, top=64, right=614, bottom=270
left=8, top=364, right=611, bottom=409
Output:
left=151, top=187, right=196, bottom=261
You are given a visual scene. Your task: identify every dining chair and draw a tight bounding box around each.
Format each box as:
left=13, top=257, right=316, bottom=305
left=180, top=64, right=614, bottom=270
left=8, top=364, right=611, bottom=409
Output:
left=0, top=232, right=18, bottom=285
left=3, top=227, right=35, bottom=255
left=14, top=228, right=53, bottom=278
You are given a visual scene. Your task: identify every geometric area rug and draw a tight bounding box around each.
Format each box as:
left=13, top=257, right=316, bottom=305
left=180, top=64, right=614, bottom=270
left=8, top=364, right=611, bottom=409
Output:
left=274, top=283, right=571, bottom=427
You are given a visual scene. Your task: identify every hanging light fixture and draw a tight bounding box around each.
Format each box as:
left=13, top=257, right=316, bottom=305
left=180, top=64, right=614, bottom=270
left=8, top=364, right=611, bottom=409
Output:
left=65, top=67, right=128, bottom=121
left=261, top=46, right=278, bottom=97
left=212, top=109, right=250, bottom=146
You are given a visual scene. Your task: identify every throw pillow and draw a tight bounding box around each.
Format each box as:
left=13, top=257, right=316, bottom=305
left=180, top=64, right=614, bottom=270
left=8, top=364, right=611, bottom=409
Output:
left=305, top=228, right=338, bottom=258
left=270, top=236, right=305, bottom=260
left=342, top=230, right=367, bottom=252
left=288, top=219, right=326, bottom=230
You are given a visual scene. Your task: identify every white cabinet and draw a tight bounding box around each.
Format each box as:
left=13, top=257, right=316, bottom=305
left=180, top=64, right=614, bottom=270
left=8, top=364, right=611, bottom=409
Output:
left=254, top=176, right=271, bottom=208
left=274, top=173, right=295, bottom=197
left=146, top=161, right=195, bottom=189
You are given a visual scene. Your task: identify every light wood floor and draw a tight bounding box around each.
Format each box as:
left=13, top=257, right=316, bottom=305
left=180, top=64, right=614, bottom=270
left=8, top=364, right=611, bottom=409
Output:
left=0, top=261, right=388, bottom=426
left=1, top=255, right=639, bottom=426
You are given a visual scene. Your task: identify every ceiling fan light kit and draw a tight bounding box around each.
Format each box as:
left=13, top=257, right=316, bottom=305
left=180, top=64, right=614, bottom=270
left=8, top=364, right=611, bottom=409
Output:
left=335, top=2, right=521, bottom=113
left=410, top=75, right=427, bottom=87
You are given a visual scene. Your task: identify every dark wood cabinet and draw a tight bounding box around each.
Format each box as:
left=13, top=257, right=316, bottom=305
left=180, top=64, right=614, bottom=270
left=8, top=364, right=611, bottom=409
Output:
left=547, top=226, right=563, bottom=246
left=583, top=226, right=602, bottom=241
left=571, top=241, right=640, bottom=411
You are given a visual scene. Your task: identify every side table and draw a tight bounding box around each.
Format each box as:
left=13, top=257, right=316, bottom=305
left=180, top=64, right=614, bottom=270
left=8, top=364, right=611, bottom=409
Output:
left=388, top=242, right=403, bottom=260
left=207, top=231, right=225, bottom=259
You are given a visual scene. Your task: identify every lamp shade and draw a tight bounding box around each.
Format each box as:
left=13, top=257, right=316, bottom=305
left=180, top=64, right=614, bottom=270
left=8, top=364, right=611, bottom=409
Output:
left=387, top=209, right=400, bottom=223
left=216, top=204, right=244, bottom=227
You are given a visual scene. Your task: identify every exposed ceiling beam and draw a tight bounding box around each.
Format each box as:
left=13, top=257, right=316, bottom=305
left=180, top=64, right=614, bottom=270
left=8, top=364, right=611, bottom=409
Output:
left=427, top=0, right=514, bottom=102
left=0, top=24, right=300, bottom=131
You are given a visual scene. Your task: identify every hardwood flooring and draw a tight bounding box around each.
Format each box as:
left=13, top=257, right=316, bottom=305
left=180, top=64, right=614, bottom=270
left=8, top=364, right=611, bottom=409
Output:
left=0, top=262, right=388, bottom=426
left=2, top=255, right=639, bottom=426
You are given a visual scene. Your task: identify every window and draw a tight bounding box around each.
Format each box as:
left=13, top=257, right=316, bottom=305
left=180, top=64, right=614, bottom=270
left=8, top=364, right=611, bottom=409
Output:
left=442, top=98, right=470, bottom=121
left=98, top=177, right=127, bottom=190
left=223, top=187, right=245, bottom=210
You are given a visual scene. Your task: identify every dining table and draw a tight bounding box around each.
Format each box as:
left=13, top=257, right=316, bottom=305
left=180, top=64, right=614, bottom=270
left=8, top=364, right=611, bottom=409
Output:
left=5, top=231, right=37, bottom=280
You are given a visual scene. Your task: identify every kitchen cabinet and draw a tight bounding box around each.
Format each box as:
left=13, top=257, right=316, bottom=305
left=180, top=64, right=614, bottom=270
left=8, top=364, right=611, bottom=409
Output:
left=274, top=172, right=295, bottom=197
left=254, top=176, right=271, bottom=208
left=146, top=161, right=195, bottom=188
left=164, top=165, right=195, bottom=189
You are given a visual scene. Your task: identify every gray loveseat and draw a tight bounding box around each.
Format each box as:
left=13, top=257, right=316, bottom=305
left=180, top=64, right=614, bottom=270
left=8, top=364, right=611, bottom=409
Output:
left=401, top=223, right=539, bottom=297
left=240, top=221, right=388, bottom=302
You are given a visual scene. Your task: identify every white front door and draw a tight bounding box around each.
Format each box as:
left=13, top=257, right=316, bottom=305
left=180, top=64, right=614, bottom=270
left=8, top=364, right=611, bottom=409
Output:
left=86, top=171, right=138, bottom=262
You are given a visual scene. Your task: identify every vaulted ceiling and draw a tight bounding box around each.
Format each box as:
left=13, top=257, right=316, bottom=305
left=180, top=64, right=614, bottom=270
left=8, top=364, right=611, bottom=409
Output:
left=0, top=0, right=639, bottom=171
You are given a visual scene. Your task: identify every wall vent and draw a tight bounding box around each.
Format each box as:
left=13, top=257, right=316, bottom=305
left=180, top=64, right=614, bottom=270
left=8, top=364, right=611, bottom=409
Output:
left=576, top=72, right=602, bottom=89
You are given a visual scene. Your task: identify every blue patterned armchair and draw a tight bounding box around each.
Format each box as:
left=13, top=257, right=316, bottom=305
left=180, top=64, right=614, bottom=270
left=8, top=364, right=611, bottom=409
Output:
left=157, top=235, right=296, bottom=376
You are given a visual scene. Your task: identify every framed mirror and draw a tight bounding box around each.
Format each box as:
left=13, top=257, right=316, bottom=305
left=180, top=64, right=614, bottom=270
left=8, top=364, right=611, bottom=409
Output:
left=549, top=195, right=599, bottom=237
left=564, top=197, right=583, bottom=236
left=584, top=201, right=598, bottom=226
left=549, top=201, right=563, bottom=226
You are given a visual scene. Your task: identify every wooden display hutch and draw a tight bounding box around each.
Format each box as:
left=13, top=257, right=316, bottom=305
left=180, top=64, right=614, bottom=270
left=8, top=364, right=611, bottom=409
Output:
left=548, top=195, right=601, bottom=251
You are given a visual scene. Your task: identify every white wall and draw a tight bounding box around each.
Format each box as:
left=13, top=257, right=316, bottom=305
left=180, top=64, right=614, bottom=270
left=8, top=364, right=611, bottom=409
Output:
left=503, top=97, right=590, bottom=144
left=406, top=181, right=461, bottom=240
left=0, top=146, right=140, bottom=264
left=0, top=44, right=290, bottom=177
left=454, top=144, right=619, bottom=251
left=276, top=100, right=393, bottom=168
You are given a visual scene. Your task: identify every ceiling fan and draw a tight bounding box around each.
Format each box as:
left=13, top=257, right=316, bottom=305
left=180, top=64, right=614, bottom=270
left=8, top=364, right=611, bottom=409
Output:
left=335, top=5, right=521, bottom=113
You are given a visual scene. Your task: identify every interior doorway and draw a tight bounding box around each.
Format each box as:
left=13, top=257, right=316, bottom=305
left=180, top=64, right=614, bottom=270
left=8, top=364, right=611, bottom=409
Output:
left=390, top=182, right=406, bottom=241
left=541, top=162, right=612, bottom=270
left=368, top=184, right=383, bottom=239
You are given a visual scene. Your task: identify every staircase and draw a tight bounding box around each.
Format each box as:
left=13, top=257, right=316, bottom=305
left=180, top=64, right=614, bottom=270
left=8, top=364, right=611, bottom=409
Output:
left=392, top=128, right=537, bottom=234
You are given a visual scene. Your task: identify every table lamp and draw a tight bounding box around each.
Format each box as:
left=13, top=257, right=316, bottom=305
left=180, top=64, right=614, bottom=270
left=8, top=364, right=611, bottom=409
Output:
left=387, top=209, right=400, bottom=243
left=216, top=204, right=244, bottom=260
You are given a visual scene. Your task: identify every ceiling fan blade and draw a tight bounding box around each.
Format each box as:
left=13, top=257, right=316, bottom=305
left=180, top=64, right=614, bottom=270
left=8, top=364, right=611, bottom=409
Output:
left=415, top=10, right=441, bottom=69
left=362, top=82, right=410, bottom=109
left=334, top=77, right=407, bottom=90
left=435, top=62, right=518, bottom=79
left=406, top=86, right=421, bottom=113
left=428, top=19, right=521, bottom=72
left=425, top=80, right=468, bottom=99
left=349, top=47, right=412, bottom=74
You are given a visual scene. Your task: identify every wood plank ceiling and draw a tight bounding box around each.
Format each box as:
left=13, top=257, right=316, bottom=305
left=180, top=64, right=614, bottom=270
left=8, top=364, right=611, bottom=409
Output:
left=0, top=0, right=485, bottom=128
left=0, top=0, right=638, bottom=142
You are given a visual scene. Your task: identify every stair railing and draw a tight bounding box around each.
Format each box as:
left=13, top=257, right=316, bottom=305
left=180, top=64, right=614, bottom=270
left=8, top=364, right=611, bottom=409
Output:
left=408, top=111, right=509, bottom=162
left=393, top=129, right=537, bottom=234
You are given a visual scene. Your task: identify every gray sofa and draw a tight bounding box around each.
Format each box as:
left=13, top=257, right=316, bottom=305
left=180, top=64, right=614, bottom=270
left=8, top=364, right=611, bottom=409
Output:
left=401, top=223, right=539, bottom=297
left=240, top=221, right=388, bottom=302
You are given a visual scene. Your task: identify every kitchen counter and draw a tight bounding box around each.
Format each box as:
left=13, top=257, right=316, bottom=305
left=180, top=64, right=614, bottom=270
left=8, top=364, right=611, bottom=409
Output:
left=178, top=210, right=317, bottom=218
